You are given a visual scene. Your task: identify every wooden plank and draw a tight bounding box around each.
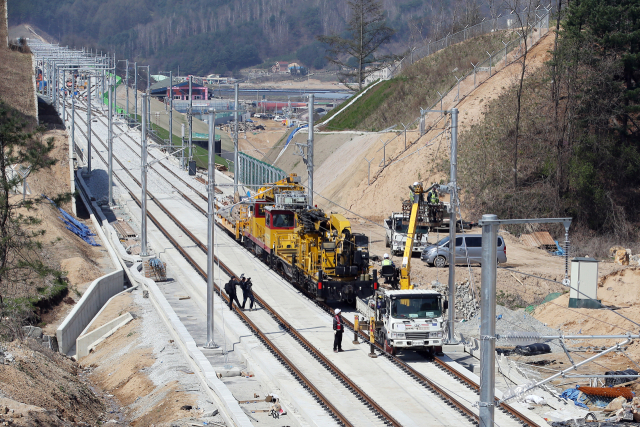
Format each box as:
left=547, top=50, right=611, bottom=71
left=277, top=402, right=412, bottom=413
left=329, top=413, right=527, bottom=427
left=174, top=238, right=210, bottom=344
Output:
left=532, top=231, right=555, bottom=246
left=520, top=233, right=540, bottom=248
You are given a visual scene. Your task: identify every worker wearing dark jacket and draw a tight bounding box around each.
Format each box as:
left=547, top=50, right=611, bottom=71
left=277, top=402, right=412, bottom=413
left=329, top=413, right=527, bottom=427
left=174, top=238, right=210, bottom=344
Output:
left=333, top=308, right=344, bottom=352
left=240, top=277, right=255, bottom=310
left=224, top=276, right=241, bottom=310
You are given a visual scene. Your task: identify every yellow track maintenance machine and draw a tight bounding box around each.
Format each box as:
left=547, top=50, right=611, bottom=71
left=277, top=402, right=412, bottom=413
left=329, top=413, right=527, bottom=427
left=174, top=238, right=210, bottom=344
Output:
left=217, top=173, right=377, bottom=304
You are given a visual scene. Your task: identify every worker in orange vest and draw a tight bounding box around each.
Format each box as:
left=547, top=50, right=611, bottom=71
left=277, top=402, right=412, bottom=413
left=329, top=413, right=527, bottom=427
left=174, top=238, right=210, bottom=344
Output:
left=333, top=308, right=344, bottom=353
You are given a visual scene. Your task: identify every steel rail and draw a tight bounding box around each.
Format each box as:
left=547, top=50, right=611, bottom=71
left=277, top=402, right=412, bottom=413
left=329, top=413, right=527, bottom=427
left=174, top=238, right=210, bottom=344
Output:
left=79, top=104, right=535, bottom=427
left=73, top=110, right=375, bottom=427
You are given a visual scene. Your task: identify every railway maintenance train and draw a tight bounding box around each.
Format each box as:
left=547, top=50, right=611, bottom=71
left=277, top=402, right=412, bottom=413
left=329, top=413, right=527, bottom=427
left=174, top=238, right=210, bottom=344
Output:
left=217, top=174, right=377, bottom=303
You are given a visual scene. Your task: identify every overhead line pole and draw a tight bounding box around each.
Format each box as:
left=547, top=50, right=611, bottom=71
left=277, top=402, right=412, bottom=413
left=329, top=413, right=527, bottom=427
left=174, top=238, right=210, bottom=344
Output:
left=113, top=59, right=117, bottom=121
left=478, top=216, right=572, bottom=427
left=125, top=60, right=129, bottom=124
left=189, top=76, right=193, bottom=164
left=61, top=69, right=66, bottom=123
left=134, top=62, right=138, bottom=124
left=307, top=94, right=314, bottom=207
left=71, top=71, right=76, bottom=157
left=146, top=65, right=151, bottom=131
left=233, top=83, right=239, bottom=198
left=141, top=94, right=148, bottom=257
left=169, top=71, right=173, bottom=160
left=86, top=75, right=92, bottom=173
left=108, top=75, right=113, bottom=205
left=447, top=107, right=459, bottom=344
left=479, top=214, right=498, bottom=427
left=204, top=108, right=219, bottom=350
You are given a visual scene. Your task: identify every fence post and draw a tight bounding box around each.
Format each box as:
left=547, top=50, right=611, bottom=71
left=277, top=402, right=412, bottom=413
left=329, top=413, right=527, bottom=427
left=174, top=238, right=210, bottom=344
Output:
left=382, top=140, right=386, bottom=167
left=502, top=41, right=508, bottom=67
left=364, top=157, right=373, bottom=185
left=486, top=51, right=492, bottom=77
left=472, top=62, right=477, bottom=88
left=437, top=91, right=443, bottom=116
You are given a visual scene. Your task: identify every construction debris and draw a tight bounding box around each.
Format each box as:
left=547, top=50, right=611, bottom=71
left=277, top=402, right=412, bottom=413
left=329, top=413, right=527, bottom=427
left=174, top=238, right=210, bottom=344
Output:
left=579, top=386, right=634, bottom=401
left=220, top=121, right=261, bottom=133
left=144, top=257, right=167, bottom=281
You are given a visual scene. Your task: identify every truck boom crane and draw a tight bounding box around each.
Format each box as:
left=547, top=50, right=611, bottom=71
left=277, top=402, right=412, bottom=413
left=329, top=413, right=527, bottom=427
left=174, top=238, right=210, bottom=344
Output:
left=399, top=182, right=440, bottom=290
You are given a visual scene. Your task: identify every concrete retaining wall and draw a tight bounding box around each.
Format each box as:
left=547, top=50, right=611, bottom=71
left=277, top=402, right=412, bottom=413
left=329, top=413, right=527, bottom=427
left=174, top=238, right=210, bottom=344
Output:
left=57, top=268, right=125, bottom=355
left=56, top=170, right=126, bottom=355
left=76, top=312, right=133, bottom=358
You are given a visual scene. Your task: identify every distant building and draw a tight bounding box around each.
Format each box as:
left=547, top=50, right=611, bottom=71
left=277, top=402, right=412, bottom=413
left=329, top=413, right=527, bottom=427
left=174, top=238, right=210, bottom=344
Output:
left=272, top=61, right=289, bottom=73
left=363, top=65, right=392, bottom=86
left=153, top=79, right=209, bottom=101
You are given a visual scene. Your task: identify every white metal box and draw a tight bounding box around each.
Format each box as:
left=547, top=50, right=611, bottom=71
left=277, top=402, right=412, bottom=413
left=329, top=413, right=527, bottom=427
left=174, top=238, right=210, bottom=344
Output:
left=569, top=257, right=600, bottom=308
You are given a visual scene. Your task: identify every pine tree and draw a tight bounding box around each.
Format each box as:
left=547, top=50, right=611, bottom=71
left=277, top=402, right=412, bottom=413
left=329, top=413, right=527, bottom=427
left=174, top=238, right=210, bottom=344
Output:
left=0, top=104, right=70, bottom=338
left=318, top=0, right=396, bottom=91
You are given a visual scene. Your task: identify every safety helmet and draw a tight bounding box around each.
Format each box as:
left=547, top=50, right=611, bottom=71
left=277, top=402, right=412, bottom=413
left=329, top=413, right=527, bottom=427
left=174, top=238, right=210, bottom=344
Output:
left=335, top=308, right=341, bottom=314
left=413, top=181, right=419, bottom=186
left=383, top=253, right=389, bottom=259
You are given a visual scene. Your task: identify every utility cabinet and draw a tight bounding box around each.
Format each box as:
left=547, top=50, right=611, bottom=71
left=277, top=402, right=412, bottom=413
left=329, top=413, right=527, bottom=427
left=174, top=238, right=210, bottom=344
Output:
left=569, top=257, right=601, bottom=308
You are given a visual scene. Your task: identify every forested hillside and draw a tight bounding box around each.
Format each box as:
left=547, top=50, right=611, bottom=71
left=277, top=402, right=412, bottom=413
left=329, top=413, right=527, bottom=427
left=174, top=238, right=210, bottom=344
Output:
left=458, top=0, right=640, bottom=240
left=8, top=0, right=484, bottom=76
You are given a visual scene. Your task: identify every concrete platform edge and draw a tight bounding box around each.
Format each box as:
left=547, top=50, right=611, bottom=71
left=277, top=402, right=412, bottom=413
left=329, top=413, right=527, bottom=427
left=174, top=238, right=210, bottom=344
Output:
left=128, top=262, right=253, bottom=427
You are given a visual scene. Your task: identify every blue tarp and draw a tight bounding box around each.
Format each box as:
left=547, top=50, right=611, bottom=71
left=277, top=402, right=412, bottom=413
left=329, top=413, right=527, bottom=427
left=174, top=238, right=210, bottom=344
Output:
left=559, top=388, right=589, bottom=409
left=285, top=125, right=308, bottom=148
left=552, top=240, right=565, bottom=256
left=43, top=195, right=100, bottom=246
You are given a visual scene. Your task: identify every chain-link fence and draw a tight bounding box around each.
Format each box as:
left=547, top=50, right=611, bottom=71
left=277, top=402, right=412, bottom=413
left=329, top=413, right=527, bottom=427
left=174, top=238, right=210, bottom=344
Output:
left=360, top=8, right=551, bottom=186
left=237, top=151, right=287, bottom=190
left=389, top=8, right=551, bottom=78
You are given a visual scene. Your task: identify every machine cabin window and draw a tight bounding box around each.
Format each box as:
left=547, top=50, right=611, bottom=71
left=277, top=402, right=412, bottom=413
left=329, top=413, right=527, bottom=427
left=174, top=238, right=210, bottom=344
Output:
left=267, top=211, right=294, bottom=229
left=254, top=202, right=266, bottom=218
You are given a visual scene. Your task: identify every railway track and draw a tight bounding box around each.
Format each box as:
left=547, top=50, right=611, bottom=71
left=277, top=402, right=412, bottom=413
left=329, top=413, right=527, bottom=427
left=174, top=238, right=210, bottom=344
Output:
left=71, top=100, right=540, bottom=427
left=71, top=106, right=403, bottom=427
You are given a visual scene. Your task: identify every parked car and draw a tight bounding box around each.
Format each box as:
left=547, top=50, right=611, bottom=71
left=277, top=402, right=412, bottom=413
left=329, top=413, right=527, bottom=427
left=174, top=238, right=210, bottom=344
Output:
left=421, top=234, right=507, bottom=267
left=274, top=115, right=285, bottom=121
left=253, top=113, right=262, bottom=118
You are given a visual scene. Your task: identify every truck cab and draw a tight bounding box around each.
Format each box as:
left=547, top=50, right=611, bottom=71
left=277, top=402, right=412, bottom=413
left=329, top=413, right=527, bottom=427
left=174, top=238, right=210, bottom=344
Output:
left=384, top=213, right=430, bottom=255
left=357, top=289, right=447, bottom=355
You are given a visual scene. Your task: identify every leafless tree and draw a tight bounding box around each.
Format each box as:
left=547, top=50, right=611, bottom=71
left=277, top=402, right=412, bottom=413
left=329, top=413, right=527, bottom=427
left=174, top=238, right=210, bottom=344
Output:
left=504, top=0, right=542, bottom=188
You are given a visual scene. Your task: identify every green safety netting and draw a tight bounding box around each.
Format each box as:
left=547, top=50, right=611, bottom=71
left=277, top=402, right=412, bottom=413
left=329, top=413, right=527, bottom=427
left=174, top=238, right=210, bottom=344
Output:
left=101, top=72, right=125, bottom=114
left=193, top=132, right=222, bottom=139
left=525, top=292, right=563, bottom=313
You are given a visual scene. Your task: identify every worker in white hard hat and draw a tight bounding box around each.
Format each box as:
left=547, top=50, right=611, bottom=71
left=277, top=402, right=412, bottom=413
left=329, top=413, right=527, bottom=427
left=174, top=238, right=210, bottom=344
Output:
left=382, top=253, right=394, bottom=267
left=410, top=181, right=420, bottom=203
left=333, top=308, right=344, bottom=352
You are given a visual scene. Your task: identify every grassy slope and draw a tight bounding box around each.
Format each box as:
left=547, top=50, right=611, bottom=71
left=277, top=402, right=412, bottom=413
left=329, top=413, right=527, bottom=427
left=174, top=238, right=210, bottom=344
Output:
left=322, top=31, right=516, bottom=132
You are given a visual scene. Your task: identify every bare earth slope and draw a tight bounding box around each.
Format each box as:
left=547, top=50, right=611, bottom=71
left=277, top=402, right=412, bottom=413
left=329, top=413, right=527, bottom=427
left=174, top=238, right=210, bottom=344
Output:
left=315, top=31, right=555, bottom=220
